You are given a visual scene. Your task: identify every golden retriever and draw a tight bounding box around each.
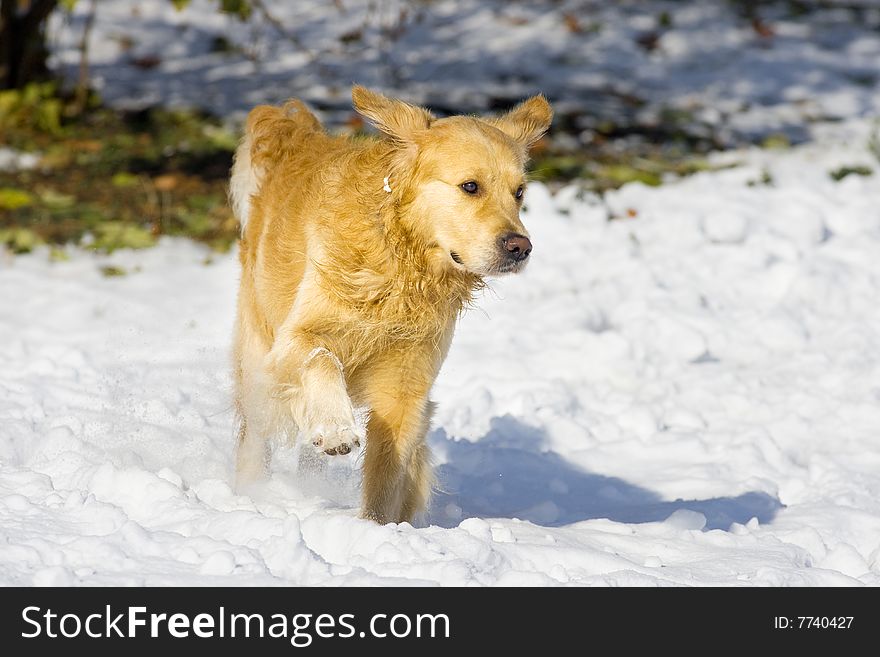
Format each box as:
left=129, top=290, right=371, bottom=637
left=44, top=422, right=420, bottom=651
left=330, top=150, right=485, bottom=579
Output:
left=229, top=86, right=552, bottom=523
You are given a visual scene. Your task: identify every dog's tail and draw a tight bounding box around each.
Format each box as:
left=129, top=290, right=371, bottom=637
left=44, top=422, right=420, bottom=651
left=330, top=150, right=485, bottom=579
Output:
left=230, top=100, right=321, bottom=233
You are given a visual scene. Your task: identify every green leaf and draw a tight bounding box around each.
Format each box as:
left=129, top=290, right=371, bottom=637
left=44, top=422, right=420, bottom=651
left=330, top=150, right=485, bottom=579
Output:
left=829, top=165, right=873, bottom=182
left=0, top=83, right=63, bottom=136
left=0, top=228, right=43, bottom=254
left=49, top=247, right=70, bottom=262
left=111, top=172, right=139, bottom=188
left=38, top=188, right=76, bottom=209
left=219, top=0, right=252, bottom=20
left=100, top=265, right=128, bottom=277
left=0, top=188, right=35, bottom=210
left=202, top=124, right=238, bottom=151
left=170, top=0, right=192, bottom=10
left=60, top=0, right=78, bottom=11
left=599, top=164, right=662, bottom=187
left=761, top=133, right=790, bottom=150
left=91, top=222, right=156, bottom=253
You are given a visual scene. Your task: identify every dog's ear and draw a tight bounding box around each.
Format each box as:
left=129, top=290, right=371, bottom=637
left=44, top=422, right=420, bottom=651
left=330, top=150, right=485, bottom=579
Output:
left=352, top=86, right=434, bottom=144
left=490, top=95, right=553, bottom=149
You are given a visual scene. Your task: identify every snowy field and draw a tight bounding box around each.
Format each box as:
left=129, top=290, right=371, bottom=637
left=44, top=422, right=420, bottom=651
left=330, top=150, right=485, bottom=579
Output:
left=2, top=117, right=880, bottom=585
left=49, top=0, right=880, bottom=141
left=3, top=0, right=880, bottom=586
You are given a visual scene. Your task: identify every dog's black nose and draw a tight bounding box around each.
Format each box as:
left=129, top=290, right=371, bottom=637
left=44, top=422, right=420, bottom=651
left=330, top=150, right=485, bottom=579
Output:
left=502, top=233, right=532, bottom=261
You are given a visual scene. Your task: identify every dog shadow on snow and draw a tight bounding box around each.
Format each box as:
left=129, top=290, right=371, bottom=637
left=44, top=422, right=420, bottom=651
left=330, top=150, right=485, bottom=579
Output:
left=427, top=415, right=783, bottom=530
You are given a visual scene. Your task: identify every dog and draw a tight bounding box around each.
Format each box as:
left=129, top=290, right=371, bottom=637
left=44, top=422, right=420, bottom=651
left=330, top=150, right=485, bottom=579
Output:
left=229, top=86, right=552, bottom=524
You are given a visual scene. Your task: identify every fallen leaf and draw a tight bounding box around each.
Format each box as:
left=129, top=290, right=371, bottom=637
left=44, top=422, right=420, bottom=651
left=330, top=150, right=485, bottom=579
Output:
left=131, top=55, right=162, bottom=70
left=563, top=13, right=582, bottom=34
left=154, top=174, right=178, bottom=191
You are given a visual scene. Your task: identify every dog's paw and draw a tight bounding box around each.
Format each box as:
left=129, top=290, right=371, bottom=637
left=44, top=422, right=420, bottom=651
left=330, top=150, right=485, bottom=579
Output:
left=310, top=424, right=361, bottom=456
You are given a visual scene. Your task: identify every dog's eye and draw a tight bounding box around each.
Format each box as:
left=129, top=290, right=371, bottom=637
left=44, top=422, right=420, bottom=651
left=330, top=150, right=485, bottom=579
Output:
left=515, top=185, right=524, bottom=200
left=460, top=181, right=479, bottom=195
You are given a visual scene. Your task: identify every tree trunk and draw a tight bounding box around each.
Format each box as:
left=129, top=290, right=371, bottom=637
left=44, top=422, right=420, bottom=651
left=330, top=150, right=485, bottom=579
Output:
left=0, top=0, right=59, bottom=90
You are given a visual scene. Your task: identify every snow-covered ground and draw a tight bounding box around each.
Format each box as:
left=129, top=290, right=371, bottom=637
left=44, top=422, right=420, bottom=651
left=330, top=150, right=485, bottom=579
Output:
left=2, top=119, right=879, bottom=586
left=49, top=0, right=880, bottom=141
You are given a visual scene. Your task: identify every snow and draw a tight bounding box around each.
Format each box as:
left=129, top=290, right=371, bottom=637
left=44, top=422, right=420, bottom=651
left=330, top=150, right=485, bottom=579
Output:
left=3, top=118, right=880, bottom=586
left=0, top=148, right=39, bottom=173
left=48, top=0, right=880, bottom=140
left=4, top=0, right=880, bottom=587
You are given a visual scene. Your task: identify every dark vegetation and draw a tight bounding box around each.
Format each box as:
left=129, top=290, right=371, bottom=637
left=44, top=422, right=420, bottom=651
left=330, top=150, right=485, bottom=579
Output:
left=0, top=83, right=239, bottom=254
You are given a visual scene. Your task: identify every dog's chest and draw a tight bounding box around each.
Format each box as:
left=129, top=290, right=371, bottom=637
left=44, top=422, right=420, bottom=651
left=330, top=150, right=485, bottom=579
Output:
left=310, top=250, right=472, bottom=364
left=347, top=282, right=457, bottom=341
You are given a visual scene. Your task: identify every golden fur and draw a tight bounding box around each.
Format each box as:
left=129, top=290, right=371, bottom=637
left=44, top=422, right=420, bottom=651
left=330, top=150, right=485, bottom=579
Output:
left=230, top=86, right=552, bottom=523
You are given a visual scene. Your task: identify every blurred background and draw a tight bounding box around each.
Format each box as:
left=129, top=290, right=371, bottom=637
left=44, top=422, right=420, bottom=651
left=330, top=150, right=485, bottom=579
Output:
left=1, top=0, right=878, bottom=257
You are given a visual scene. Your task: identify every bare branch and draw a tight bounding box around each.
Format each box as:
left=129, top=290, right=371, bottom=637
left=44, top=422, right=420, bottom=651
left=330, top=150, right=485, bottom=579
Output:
left=73, top=0, right=97, bottom=114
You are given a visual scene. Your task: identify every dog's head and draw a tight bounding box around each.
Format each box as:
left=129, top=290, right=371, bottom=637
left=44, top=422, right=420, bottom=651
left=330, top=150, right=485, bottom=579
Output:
left=353, top=86, right=552, bottom=276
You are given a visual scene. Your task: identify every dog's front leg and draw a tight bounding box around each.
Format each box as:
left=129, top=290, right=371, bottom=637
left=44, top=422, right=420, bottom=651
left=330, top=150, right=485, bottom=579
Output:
left=360, top=395, right=433, bottom=525
left=268, top=331, right=360, bottom=455
left=354, top=353, right=439, bottom=524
